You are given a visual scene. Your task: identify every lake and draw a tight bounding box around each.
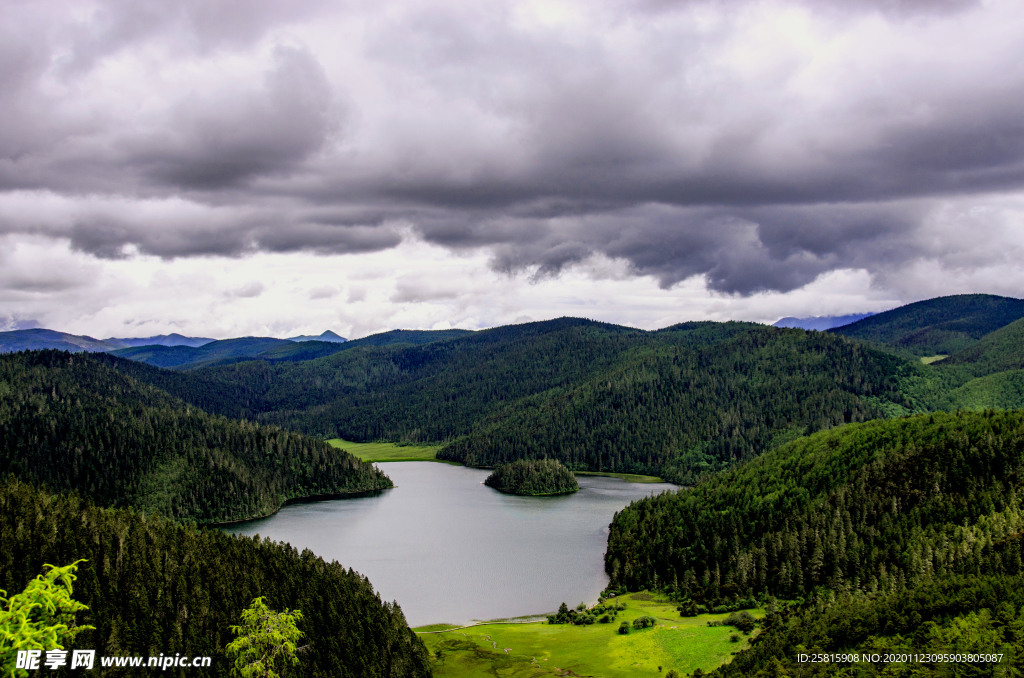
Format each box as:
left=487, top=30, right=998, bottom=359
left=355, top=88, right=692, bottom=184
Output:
left=225, top=462, right=677, bottom=626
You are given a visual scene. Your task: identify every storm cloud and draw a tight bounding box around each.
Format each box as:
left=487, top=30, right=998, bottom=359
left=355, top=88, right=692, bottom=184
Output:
left=1, top=0, right=1023, bottom=298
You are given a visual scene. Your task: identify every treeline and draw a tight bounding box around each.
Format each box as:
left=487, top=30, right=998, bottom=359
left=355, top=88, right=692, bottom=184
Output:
left=102, top=319, right=909, bottom=483
left=0, top=350, right=391, bottom=524
left=0, top=477, right=431, bottom=678
left=606, top=410, right=1024, bottom=602
left=484, top=459, right=578, bottom=495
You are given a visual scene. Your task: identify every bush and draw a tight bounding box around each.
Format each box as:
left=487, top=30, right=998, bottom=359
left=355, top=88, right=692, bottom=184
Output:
left=599, top=614, right=611, bottom=623
left=618, top=621, right=630, bottom=635
left=632, top=615, right=657, bottom=629
left=723, top=611, right=756, bottom=634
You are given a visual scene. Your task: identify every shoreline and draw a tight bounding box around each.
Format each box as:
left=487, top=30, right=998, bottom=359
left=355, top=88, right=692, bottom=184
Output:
left=206, top=486, right=392, bottom=527
left=414, top=618, right=547, bottom=634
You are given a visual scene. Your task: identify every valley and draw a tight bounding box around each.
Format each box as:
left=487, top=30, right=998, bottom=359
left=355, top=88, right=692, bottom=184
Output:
left=5, top=293, right=1024, bottom=676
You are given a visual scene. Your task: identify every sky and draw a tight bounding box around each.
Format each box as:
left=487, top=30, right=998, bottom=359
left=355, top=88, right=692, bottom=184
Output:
left=2, top=0, right=1023, bottom=340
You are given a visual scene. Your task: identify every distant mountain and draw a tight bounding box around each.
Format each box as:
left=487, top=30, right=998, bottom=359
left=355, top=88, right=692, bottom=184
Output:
left=107, top=328, right=473, bottom=370
left=106, top=333, right=214, bottom=348
left=109, top=336, right=294, bottom=370
left=286, top=330, right=347, bottom=343
left=0, top=328, right=120, bottom=353
left=773, top=313, right=875, bottom=331
left=829, top=293, right=1024, bottom=355
left=0, top=329, right=215, bottom=353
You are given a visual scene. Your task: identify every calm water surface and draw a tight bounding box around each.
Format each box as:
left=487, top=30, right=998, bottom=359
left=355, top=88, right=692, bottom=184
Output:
left=226, top=462, right=676, bottom=626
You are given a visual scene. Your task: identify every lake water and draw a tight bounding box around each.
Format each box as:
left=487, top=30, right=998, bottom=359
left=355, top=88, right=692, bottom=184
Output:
left=225, top=462, right=677, bottom=626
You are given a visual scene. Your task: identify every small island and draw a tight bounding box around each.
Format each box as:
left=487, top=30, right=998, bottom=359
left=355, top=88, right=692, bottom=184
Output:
left=484, top=459, right=579, bottom=496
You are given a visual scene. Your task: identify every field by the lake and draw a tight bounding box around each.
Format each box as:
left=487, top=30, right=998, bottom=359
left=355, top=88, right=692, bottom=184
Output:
left=574, top=470, right=665, bottom=483
left=416, top=592, right=761, bottom=678
left=327, top=438, right=446, bottom=462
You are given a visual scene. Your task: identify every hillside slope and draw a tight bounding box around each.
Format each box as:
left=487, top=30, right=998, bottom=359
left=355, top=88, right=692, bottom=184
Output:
left=108, top=336, right=296, bottom=369
left=937, top=317, right=1024, bottom=376
left=829, top=293, right=1024, bottom=355
left=102, top=319, right=910, bottom=484
left=437, top=326, right=907, bottom=482
left=0, top=477, right=430, bottom=678
left=605, top=410, right=1024, bottom=675
left=0, top=350, right=391, bottom=523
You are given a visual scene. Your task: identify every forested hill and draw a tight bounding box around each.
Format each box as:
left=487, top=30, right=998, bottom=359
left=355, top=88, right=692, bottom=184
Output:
left=0, top=350, right=392, bottom=524
left=0, top=477, right=431, bottom=678
left=605, top=410, right=1024, bottom=675
left=829, top=293, right=1024, bottom=356
left=484, top=459, right=579, bottom=495
left=937, top=317, right=1024, bottom=376
left=101, top=319, right=909, bottom=483
left=437, top=326, right=907, bottom=482
left=106, top=328, right=474, bottom=371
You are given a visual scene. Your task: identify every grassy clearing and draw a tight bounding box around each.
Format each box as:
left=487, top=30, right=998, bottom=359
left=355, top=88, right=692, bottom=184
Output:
left=920, top=355, right=948, bottom=364
left=326, top=438, right=445, bottom=462
left=574, top=471, right=666, bottom=484
left=416, top=593, right=761, bottom=678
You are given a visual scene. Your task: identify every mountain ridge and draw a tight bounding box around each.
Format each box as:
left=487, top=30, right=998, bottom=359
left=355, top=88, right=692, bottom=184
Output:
left=829, top=293, right=1024, bottom=355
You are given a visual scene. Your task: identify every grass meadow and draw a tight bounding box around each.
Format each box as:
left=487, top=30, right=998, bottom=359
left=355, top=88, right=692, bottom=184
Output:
left=328, top=440, right=668, bottom=482
left=326, top=438, right=447, bottom=462
left=416, top=592, right=761, bottom=678
left=574, top=470, right=666, bottom=483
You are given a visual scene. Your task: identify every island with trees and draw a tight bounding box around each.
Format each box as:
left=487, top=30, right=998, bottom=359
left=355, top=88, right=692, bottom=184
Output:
left=483, top=459, right=579, bottom=495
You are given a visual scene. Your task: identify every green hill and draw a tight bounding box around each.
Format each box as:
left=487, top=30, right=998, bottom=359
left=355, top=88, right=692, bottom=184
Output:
left=339, top=328, right=474, bottom=349
left=484, top=458, right=579, bottom=495
left=937, top=316, right=1024, bottom=376
left=99, top=318, right=910, bottom=484
left=109, top=336, right=295, bottom=370
left=436, top=326, right=906, bottom=483
left=604, top=410, right=1024, bottom=676
left=830, top=293, right=1024, bottom=355
left=0, top=350, right=392, bottom=523
left=254, top=339, right=353, bottom=363
left=107, top=328, right=474, bottom=371
left=0, top=477, right=430, bottom=678
left=884, top=317, right=1024, bottom=414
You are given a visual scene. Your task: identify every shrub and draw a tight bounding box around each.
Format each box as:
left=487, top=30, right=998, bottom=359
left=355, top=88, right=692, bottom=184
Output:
left=723, top=611, right=756, bottom=634
left=618, top=621, right=630, bottom=635
left=632, top=615, right=657, bottom=629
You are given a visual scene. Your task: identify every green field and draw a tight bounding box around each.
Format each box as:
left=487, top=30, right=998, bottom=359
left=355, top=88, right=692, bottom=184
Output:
left=920, top=355, right=948, bottom=364
left=416, top=593, right=761, bottom=678
left=327, top=438, right=446, bottom=462
left=327, top=440, right=668, bottom=479
left=574, top=471, right=666, bottom=484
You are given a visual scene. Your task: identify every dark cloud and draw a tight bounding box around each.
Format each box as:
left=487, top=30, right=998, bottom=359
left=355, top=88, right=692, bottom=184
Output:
left=474, top=201, right=924, bottom=294
left=0, top=0, right=1021, bottom=298
left=129, top=46, right=337, bottom=190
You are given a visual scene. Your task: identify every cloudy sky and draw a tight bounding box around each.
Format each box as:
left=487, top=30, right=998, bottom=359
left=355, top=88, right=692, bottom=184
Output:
left=2, top=0, right=1023, bottom=339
